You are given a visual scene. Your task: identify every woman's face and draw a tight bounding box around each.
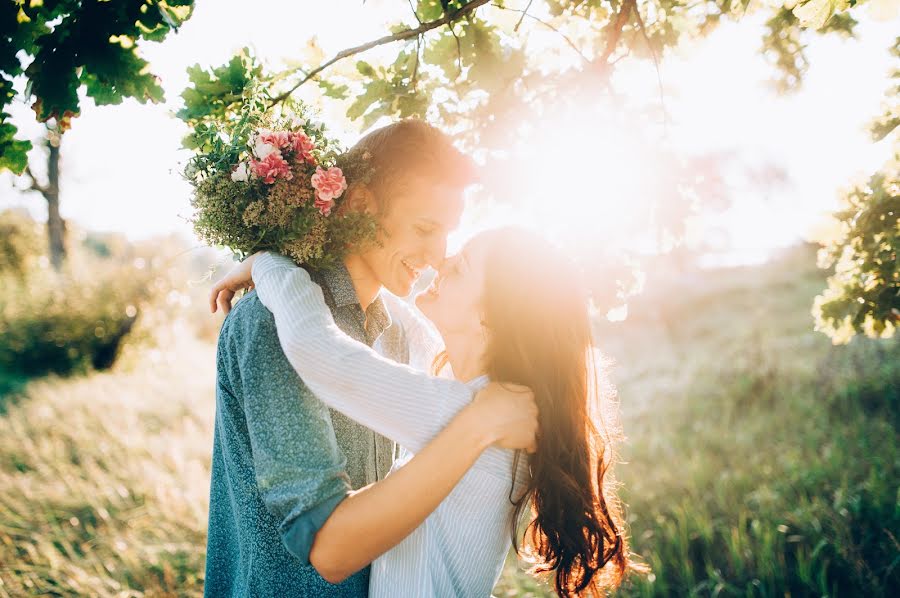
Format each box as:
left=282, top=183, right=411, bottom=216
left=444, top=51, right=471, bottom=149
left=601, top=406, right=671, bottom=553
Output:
left=415, top=233, right=491, bottom=339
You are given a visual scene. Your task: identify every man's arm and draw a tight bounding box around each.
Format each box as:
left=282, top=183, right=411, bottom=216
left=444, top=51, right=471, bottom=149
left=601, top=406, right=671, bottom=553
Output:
left=233, top=300, right=351, bottom=564
left=252, top=252, right=473, bottom=454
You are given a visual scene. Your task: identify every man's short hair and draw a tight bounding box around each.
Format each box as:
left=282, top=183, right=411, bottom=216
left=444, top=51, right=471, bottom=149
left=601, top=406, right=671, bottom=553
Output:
left=347, top=119, right=477, bottom=205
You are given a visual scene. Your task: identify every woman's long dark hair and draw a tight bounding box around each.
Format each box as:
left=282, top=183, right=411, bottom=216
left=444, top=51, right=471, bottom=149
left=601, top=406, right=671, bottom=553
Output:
left=479, top=228, right=638, bottom=595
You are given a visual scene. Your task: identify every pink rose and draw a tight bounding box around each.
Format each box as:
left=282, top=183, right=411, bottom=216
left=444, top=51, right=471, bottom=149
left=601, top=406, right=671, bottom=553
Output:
left=311, top=166, right=347, bottom=215
left=251, top=152, right=293, bottom=184
left=257, top=129, right=292, bottom=150
left=291, top=131, right=316, bottom=163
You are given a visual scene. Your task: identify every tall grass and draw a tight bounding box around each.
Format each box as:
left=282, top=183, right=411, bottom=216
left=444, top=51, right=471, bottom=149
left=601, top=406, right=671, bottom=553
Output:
left=1, top=245, right=898, bottom=596
left=496, top=246, right=900, bottom=597
left=0, top=339, right=215, bottom=597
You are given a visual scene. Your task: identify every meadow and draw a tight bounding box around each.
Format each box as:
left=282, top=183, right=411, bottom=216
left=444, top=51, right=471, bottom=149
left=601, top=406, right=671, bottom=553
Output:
left=1, top=244, right=897, bottom=597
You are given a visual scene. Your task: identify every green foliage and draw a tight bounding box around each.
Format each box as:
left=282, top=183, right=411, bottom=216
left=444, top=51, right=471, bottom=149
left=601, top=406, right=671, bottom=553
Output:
left=815, top=37, right=900, bottom=343
left=870, top=38, right=900, bottom=143
left=271, top=1, right=863, bottom=146
left=177, top=51, right=263, bottom=147
left=762, top=8, right=857, bottom=93
left=225, top=0, right=868, bottom=286
left=793, top=0, right=857, bottom=30
left=0, top=0, right=195, bottom=173
left=814, top=166, right=899, bottom=343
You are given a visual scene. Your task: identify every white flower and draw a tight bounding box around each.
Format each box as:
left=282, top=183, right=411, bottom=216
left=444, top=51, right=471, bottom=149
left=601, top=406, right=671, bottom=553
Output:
left=253, top=139, right=278, bottom=160
left=290, top=115, right=307, bottom=129
left=231, top=162, right=250, bottom=182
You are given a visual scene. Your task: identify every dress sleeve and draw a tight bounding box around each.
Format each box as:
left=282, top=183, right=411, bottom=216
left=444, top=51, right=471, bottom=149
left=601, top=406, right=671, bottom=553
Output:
left=252, top=252, right=474, bottom=454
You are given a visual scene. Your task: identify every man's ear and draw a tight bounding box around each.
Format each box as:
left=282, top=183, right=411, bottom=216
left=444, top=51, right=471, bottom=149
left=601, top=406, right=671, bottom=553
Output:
left=342, top=183, right=377, bottom=215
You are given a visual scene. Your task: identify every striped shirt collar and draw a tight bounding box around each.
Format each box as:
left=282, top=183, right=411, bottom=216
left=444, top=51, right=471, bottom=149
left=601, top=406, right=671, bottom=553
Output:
left=465, top=374, right=490, bottom=390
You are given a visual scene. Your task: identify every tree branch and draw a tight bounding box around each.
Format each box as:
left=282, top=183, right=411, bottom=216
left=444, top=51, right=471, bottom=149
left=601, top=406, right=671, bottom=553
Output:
left=450, top=22, right=464, bottom=78
left=412, top=35, right=421, bottom=88
left=598, top=0, right=636, bottom=68
left=270, top=0, right=491, bottom=106
left=514, top=0, right=535, bottom=32
left=492, top=3, right=590, bottom=64
left=632, top=1, right=669, bottom=133
left=407, top=0, right=423, bottom=25
left=23, top=164, right=49, bottom=197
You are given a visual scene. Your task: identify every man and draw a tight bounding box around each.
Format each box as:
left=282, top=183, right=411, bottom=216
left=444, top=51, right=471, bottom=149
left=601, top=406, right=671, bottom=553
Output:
left=204, top=120, right=533, bottom=596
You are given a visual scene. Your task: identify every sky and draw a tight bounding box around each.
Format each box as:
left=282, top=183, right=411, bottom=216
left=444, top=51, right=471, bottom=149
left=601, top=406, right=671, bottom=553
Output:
left=1, top=0, right=898, bottom=261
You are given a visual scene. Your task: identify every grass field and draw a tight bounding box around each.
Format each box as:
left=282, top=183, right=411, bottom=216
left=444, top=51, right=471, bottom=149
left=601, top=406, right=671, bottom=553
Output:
left=2, top=245, right=898, bottom=597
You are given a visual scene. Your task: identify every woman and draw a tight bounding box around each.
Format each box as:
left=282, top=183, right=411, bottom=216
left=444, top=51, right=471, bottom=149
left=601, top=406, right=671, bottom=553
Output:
left=212, top=227, right=637, bottom=596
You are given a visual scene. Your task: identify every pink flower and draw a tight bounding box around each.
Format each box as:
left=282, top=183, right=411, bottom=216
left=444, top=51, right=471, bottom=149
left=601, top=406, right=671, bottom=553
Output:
left=311, top=166, right=347, bottom=215
left=251, top=152, right=293, bottom=184
left=291, top=131, right=316, bottom=163
left=257, top=129, right=293, bottom=150
left=314, top=195, right=335, bottom=216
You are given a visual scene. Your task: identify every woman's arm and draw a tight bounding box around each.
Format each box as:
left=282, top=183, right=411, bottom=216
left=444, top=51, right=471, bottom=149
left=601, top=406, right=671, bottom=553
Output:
left=310, top=388, right=538, bottom=583
left=250, top=252, right=475, bottom=454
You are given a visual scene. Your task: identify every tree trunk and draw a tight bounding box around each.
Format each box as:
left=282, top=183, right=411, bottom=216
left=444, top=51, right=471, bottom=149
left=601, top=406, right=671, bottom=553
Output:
left=45, top=135, right=65, bottom=270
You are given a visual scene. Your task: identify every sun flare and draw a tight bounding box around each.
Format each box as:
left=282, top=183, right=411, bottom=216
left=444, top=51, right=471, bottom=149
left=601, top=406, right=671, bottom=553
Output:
left=466, top=108, right=658, bottom=257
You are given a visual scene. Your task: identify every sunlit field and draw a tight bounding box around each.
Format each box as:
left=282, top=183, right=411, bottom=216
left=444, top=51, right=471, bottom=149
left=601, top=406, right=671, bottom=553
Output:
left=2, top=243, right=896, bottom=597
left=3, top=0, right=899, bottom=596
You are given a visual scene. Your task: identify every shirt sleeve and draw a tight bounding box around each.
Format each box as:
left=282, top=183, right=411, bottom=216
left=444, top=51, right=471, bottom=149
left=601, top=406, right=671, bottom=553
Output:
left=232, top=298, right=352, bottom=563
left=252, top=252, right=474, bottom=454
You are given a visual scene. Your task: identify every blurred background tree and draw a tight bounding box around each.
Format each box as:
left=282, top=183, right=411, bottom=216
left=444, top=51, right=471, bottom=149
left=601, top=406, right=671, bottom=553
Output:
left=1, top=0, right=195, bottom=268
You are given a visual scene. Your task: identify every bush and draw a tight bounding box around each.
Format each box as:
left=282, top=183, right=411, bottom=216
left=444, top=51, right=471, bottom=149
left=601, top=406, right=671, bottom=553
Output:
left=0, top=208, right=42, bottom=278
left=0, top=209, right=228, bottom=382
left=0, top=269, right=144, bottom=376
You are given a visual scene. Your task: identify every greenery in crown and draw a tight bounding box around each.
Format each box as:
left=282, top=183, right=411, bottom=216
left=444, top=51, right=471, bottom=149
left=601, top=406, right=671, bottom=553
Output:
left=178, top=49, right=376, bottom=269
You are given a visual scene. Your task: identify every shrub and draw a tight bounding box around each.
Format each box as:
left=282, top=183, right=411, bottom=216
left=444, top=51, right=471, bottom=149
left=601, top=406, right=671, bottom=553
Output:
left=0, top=208, right=43, bottom=278
left=0, top=209, right=230, bottom=380
left=0, top=263, right=146, bottom=376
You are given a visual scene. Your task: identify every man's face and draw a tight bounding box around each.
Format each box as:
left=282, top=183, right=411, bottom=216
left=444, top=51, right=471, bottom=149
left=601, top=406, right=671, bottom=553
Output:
left=359, top=178, right=463, bottom=297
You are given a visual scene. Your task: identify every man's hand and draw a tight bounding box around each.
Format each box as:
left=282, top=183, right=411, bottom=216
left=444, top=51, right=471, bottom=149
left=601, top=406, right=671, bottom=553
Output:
left=471, top=382, right=539, bottom=453
left=209, top=253, right=259, bottom=314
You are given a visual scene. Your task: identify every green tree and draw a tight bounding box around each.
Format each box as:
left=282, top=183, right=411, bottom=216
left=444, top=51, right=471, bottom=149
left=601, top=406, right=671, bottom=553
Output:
left=2, top=0, right=194, bottom=268
left=814, top=36, right=899, bottom=344
left=180, top=0, right=867, bottom=309
left=259, top=1, right=861, bottom=145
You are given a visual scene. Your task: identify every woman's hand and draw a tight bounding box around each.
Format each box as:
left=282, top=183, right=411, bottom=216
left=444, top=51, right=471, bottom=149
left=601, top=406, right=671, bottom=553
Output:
left=470, top=382, right=539, bottom=453
left=209, top=253, right=260, bottom=314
